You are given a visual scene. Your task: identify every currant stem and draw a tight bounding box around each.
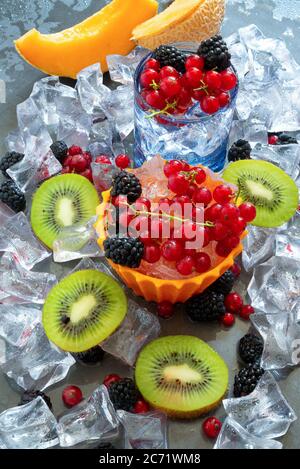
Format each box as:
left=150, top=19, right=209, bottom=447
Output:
left=146, top=100, right=177, bottom=119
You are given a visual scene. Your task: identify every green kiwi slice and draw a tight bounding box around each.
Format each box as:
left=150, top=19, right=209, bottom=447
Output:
left=135, top=335, right=228, bottom=419
left=223, top=160, right=299, bottom=228
left=43, top=269, right=127, bottom=352
left=31, top=174, right=100, bottom=249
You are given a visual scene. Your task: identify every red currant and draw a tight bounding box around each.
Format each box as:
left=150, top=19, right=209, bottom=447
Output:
left=95, top=155, right=111, bottom=165
left=268, top=135, right=279, bottom=145
left=68, top=145, right=82, bottom=156
left=201, top=96, right=220, bottom=114
left=134, top=399, right=150, bottom=414
left=194, top=252, right=211, bottom=273
left=159, top=66, right=179, bottom=79
left=224, top=292, right=243, bottom=313
left=221, top=70, right=237, bottom=91
left=69, top=154, right=88, bottom=172
left=163, top=160, right=185, bottom=177
left=157, top=301, right=174, bottom=319
left=205, top=203, right=222, bottom=222
left=146, top=90, right=166, bottom=110
left=172, top=194, right=192, bottom=208
left=176, top=256, right=195, bottom=275
left=62, top=385, right=83, bottom=407
left=185, top=55, right=205, bottom=71
left=219, top=203, right=240, bottom=225
left=185, top=67, right=203, bottom=88
left=134, top=197, right=151, bottom=212
left=221, top=312, right=236, bottom=327
left=231, top=216, right=246, bottom=236
left=192, top=89, right=207, bottom=101
left=205, top=70, right=222, bottom=90
left=168, top=173, right=190, bottom=195
left=103, top=374, right=121, bottom=388
left=140, top=68, right=160, bottom=89
left=161, top=239, right=184, bottom=261
left=143, top=242, right=161, bottom=264
left=218, top=92, right=230, bottom=107
left=238, top=202, right=256, bottom=222
left=231, top=262, right=241, bottom=278
left=194, top=167, right=206, bottom=184
left=210, top=222, right=229, bottom=241
left=177, top=88, right=192, bottom=109
left=239, top=305, right=255, bottom=320
left=160, top=76, right=182, bottom=98
left=187, top=183, right=197, bottom=199
left=213, top=184, right=233, bottom=204
left=224, top=235, right=240, bottom=250
left=82, top=151, right=92, bottom=164
left=202, top=417, right=222, bottom=439
left=115, top=154, right=131, bottom=169
left=193, top=187, right=212, bottom=206
left=215, top=241, right=232, bottom=257
left=144, top=58, right=160, bottom=71
left=80, top=168, right=93, bottom=182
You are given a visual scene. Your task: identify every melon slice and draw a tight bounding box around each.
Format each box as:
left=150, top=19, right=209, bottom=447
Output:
left=15, top=0, right=158, bottom=78
left=132, top=0, right=225, bottom=50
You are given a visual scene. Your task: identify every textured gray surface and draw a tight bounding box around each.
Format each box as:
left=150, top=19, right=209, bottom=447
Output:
left=0, top=0, right=300, bottom=449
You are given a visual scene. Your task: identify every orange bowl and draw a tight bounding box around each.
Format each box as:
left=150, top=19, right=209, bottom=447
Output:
left=95, top=189, right=246, bottom=304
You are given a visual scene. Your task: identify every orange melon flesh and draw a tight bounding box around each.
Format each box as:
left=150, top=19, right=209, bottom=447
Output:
left=15, top=0, right=158, bottom=78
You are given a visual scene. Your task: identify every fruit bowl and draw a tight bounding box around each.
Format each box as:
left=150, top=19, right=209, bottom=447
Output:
left=95, top=189, right=246, bottom=304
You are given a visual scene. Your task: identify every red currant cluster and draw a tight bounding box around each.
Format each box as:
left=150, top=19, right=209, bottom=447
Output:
left=222, top=291, right=255, bottom=327
left=95, top=153, right=131, bottom=170
left=139, top=55, right=237, bottom=119
left=61, top=145, right=93, bottom=181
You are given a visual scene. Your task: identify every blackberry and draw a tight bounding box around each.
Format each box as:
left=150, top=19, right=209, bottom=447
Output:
left=72, top=346, right=105, bottom=364
left=233, top=361, right=264, bottom=397
left=197, top=35, right=231, bottom=71
left=0, top=151, right=24, bottom=177
left=239, top=334, right=263, bottom=364
left=111, top=171, right=142, bottom=204
left=0, top=180, right=26, bottom=212
left=277, top=133, right=298, bottom=145
left=209, top=270, right=235, bottom=296
left=19, top=390, right=53, bottom=411
left=152, top=45, right=186, bottom=73
left=185, top=290, right=225, bottom=322
left=228, top=140, right=252, bottom=162
left=50, top=140, right=68, bottom=162
left=108, top=377, right=139, bottom=411
left=104, top=236, right=144, bottom=268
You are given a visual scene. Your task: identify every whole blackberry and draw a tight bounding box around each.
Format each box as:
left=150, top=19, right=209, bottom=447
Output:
left=233, top=361, right=264, bottom=397
left=72, top=346, right=105, bottom=364
left=185, top=290, right=225, bottom=322
left=209, top=270, right=235, bottom=296
left=108, top=377, right=139, bottom=411
left=277, top=133, right=298, bottom=145
left=152, top=45, right=186, bottom=73
left=228, top=140, right=252, bottom=162
left=19, top=390, right=53, bottom=411
left=0, top=180, right=26, bottom=212
left=197, top=35, right=231, bottom=71
left=239, top=334, right=263, bottom=364
left=111, top=171, right=142, bottom=204
left=104, top=236, right=144, bottom=268
left=0, top=151, right=24, bottom=177
left=50, top=140, right=68, bottom=162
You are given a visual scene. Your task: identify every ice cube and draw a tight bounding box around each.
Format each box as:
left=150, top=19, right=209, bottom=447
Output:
left=0, top=200, right=14, bottom=223
left=276, top=234, right=300, bottom=262
left=251, top=143, right=300, bottom=179
left=117, top=410, right=168, bottom=449
left=101, top=299, right=161, bottom=366
left=0, top=397, right=58, bottom=449
left=91, top=161, right=115, bottom=194
left=57, top=386, right=119, bottom=447
left=107, top=47, right=149, bottom=85
left=242, top=226, right=276, bottom=272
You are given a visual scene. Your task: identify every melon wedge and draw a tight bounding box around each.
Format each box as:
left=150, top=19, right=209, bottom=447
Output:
left=132, top=0, right=225, bottom=50
left=15, top=0, right=158, bottom=78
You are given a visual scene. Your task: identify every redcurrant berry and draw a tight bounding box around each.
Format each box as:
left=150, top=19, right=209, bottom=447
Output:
left=144, top=58, right=160, bottom=71
left=160, top=76, right=182, bottom=98
left=194, top=252, right=211, bottom=273
left=185, top=67, right=203, bottom=88
left=201, top=95, right=220, bottom=114
left=176, top=256, right=195, bottom=275
left=213, top=185, right=233, bottom=204
left=159, top=66, right=179, bottom=79
left=157, top=301, right=174, bottom=319
left=221, top=312, right=236, bottom=327
left=146, top=90, right=166, bottom=110
left=221, top=70, right=237, bottom=91
left=239, top=305, right=255, bottom=320
left=161, top=239, right=184, bottom=261
left=193, top=187, right=212, bottom=206
left=134, top=399, right=150, bottom=414
left=62, top=385, right=83, bottom=407
left=185, top=55, right=205, bottom=71
left=202, top=417, right=222, bottom=439
left=224, top=292, right=243, bottom=313
left=168, top=173, right=190, bottom=195
left=140, top=69, right=160, bottom=89
left=143, top=242, right=161, bottom=264
left=115, top=154, right=131, bottom=169
left=238, top=202, right=256, bottom=222
left=205, top=70, right=222, bottom=90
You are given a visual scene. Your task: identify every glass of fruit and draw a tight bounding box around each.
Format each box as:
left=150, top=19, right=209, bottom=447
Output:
left=133, top=36, right=238, bottom=172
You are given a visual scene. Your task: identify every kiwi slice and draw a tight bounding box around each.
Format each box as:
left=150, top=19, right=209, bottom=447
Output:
left=31, top=174, right=100, bottom=249
left=43, top=269, right=127, bottom=352
left=135, top=335, right=228, bottom=419
left=223, top=160, right=298, bottom=228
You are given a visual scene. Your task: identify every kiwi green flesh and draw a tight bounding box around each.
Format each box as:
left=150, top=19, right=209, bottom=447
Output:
left=42, top=270, right=127, bottom=352
left=30, top=174, right=100, bottom=249
left=135, top=336, right=228, bottom=414
left=223, top=160, right=299, bottom=228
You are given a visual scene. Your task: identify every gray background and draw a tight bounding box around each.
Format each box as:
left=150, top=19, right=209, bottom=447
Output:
left=0, top=0, right=300, bottom=449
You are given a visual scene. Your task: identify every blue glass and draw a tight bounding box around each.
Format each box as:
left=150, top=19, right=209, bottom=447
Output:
left=133, top=44, right=238, bottom=172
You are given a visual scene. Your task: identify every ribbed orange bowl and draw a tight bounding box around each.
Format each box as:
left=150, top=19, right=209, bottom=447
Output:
left=95, top=188, right=246, bottom=304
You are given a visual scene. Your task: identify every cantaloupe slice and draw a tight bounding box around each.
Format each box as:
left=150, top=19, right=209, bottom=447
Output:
left=132, top=0, right=225, bottom=50
left=15, top=0, right=158, bottom=78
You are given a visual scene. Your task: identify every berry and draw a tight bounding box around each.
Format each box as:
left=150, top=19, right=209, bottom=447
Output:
left=220, top=70, right=237, bottom=91
left=145, top=58, right=160, bottom=71
left=221, top=312, right=235, bottom=327
left=80, top=168, right=93, bottom=182
left=115, top=154, right=131, bottom=170
left=185, top=67, right=203, bottom=88
left=205, top=203, right=222, bottom=222
left=168, top=173, right=189, bottom=195
left=160, top=76, right=182, bottom=98
left=205, top=70, right=222, bottom=90
left=172, top=194, right=192, bottom=208
left=108, top=378, right=139, bottom=411
left=215, top=241, right=232, bottom=257
left=228, top=139, right=252, bottom=162
left=0, top=180, right=26, bottom=212
left=152, top=45, right=186, bottom=73
left=194, top=252, right=211, bottom=273
left=104, top=237, right=144, bottom=268
left=82, top=151, right=92, bottom=164
left=185, top=55, right=205, bottom=71
left=140, top=68, right=159, bottom=88
left=103, top=374, right=121, bottom=388
left=234, top=362, right=264, bottom=397
left=112, top=171, right=142, bottom=204
left=143, top=242, right=161, bottom=263
left=161, top=239, right=184, bottom=262
left=210, top=222, right=229, bottom=241
left=134, top=399, right=150, bottom=414
left=203, top=417, right=222, bottom=439
left=224, top=235, right=240, bottom=250
left=231, top=262, right=241, bottom=278
left=231, top=216, right=246, bottom=236
left=95, top=155, right=112, bottom=164
left=224, top=292, right=243, bottom=313
left=238, top=202, right=256, bottom=223
left=72, top=346, right=105, bottom=364
left=239, top=334, right=263, bottom=364
left=218, top=92, right=230, bottom=107
left=62, top=385, right=83, bottom=407
left=239, top=304, right=255, bottom=320
left=164, top=160, right=185, bottom=177
left=187, top=183, right=197, bottom=199
left=159, top=65, right=179, bottom=79
left=210, top=270, right=235, bottom=296
left=194, top=167, right=206, bottom=184
left=177, top=88, right=192, bottom=109
left=157, top=301, right=175, bottom=319
left=176, top=256, right=195, bottom=275
left=146, top=90, right=166, bottom=110
left=219, top=203, right=239, bottom=225
left=0, top=151, right=24, bottom=176
left=19, top=390, right=52, bottom=411
left=133, top=197, right=151, bottom=212
left=197, top=35, right=231, bottom=71
left=201, top=95, right=220, bottom=114
left=193, top=187, right=212, bottom=206
left=213, top=184, right=233, bottom=204
left=68, top=145, right=82, bottom=156
left=185, top=290, right=225, bottom=322
left=192, top=89, right=207, bottom=101
left=268, top=134, right=279, bottom=145
left=50, top=141, right=68, bottom=163
left=69, top=154, right=88, bottom=172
